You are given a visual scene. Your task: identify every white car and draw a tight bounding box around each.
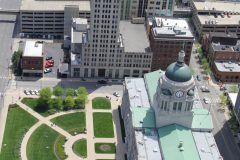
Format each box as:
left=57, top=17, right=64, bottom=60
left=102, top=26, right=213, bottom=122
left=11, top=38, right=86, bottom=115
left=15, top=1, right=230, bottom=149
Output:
left=24, top=90, right=30, bottom=95
left=113, top=92, right=120, bottom=97
left=203, top=98, right=211, bottom=104
left=34, top=90, right=39, bottom=95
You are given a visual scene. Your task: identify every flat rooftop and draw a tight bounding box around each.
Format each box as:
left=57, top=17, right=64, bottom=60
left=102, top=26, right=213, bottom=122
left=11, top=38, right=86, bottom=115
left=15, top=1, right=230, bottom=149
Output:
left=125, top=77, right=151, bottom=108
left=194, top=1, right=240, bottom=12
left=135, top=130, right=162, bottom=160
left=151, top=17, right=194, bottom=38
left=214, top=61, right=240, bottom=72
left=198, top=14, right=240, bottom=25
left=119, top=21, right=150, bottom=53
left=132, top=107, right=155, bottom=128
left=23, top=41, right=43, bottom=57
left=20, top=0, right=90, bottom=11
left=192, top=132, right=223, bottom=160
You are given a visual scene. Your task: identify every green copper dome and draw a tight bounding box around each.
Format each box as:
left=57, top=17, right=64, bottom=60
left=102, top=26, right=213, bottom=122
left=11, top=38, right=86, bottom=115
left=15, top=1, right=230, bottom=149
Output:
left=165, top=62, right=192, bottom=82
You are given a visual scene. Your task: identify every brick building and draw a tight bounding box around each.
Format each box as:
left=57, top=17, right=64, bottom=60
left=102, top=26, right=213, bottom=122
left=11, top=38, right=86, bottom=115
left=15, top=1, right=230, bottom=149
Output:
left=147, top=17, right=194, bottom=71
left=22, top=41, right=44, bottom=76
left=202, top=32, right=240, bottom=83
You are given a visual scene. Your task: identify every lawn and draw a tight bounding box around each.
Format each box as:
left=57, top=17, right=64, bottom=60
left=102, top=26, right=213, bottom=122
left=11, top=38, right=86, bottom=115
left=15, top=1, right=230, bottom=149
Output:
left=93, top=112, right=114, bottom=138
left=54, top=135, right=67, bottom=160
left=27, top=124, right=61, bottom=160
left=0, top=104, right=38, bottom=160
left=51, top=112, right=86, bottom=135
left=21, top=98, right=50, bottom=117
left=73, top=139, right=87, bottom=158
left=95, top=143, right=116, bottom=154
left=92, top=97, right=111, bottom=109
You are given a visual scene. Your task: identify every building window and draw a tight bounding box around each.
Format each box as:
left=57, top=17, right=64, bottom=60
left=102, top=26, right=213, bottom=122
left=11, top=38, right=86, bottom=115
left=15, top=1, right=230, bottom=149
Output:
left=178, top=102, right=182, bottom=111
left=173, top=102, right=177, bottom=112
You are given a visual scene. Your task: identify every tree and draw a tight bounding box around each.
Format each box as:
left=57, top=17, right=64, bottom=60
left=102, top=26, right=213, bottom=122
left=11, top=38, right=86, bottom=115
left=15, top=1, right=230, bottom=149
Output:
left=11, top=50, right=22, bottom=75
left=219, top=94, right=228, bottom=106
left=65, top=88, right=75, bottom=96
left=77, top=87, right=88, bottom=96
left=75, top=95, right=87, bottom=109
left=38, top=87, right=52, bottom=109
left=64, top=96, right=75, bottom=110
left=49, top=98, right=63, bottom=110
left=53, top=86, right=64, bottom=97
left=229, top=85, right=239, bottom=93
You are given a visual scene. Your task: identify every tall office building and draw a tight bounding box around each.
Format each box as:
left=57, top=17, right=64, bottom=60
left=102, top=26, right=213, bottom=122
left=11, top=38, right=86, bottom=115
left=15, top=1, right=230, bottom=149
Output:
left=121, top=0, right=174, bottom=20
left=70, top=0, right=152, bottom=78
left=82, top=0, right=123, bottom=77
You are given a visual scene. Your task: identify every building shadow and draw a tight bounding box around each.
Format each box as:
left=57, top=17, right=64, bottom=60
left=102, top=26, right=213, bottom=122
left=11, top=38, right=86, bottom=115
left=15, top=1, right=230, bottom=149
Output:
left=214, top=119, right=240, bottom=160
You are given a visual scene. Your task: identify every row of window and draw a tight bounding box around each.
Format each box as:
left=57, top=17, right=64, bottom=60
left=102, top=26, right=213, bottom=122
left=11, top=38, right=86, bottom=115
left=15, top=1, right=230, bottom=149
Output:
left=160, top=101, right=193, bottom=112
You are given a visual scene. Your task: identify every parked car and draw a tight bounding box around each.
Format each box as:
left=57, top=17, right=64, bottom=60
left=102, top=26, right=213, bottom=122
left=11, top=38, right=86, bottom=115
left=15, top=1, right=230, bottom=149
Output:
left=200, top=86, right=210, bottom=92
left=46, top=56, right=52, bottom=60
left=44, top=68, right=52, bottom=73
left=24, top=90, right=30, bottom=95
left=45, top=62, right=54, bottom=68
left=203, top=97, right=211, bottom=104
left=196, top=75, right=202, bottom=81
left=47, top=59, right=54, bottom=64
left=113, top=92, right=120, bottom=97
left=33, top=89, right=39, bottom=95
left=97, top=80, right=107, bottom=84
left=29, top=90, right=37, bottom=95
left=220, top=86, right=227, bottom=91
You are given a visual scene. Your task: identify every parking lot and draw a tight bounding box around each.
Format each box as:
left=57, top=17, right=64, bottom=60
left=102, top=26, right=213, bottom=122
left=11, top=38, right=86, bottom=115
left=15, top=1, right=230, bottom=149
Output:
left=19, top=41, right=65, bottom=78
left=43, top=43, right=64, bottom=78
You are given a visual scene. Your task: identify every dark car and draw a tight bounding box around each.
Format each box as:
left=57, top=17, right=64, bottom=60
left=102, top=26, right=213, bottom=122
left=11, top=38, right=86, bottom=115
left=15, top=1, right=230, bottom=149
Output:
left=44, top=68, right=52, bottom=73
left=196, top=75, right=202, bottom=81
left=46, top=56, right=53, bottom=60
left=97, top=80, right=107, bottom=84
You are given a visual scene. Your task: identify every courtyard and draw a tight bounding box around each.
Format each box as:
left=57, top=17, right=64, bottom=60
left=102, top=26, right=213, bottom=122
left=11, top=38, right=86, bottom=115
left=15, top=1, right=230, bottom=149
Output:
left=0, top=88, right=125, bottom=160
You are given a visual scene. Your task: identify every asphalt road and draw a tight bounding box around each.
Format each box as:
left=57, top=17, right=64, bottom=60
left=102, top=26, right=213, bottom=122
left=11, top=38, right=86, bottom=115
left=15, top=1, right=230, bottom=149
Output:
left=190, top=43, right=240, bottom=160
left=0, top=0, right=21, bottom=113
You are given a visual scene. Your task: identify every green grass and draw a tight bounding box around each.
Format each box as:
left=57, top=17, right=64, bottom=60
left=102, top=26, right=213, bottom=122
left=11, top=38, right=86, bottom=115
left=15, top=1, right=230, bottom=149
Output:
left=54, top=135, right=67, bottom=160
left=92, top=97, right=111, bottom=109
left=73, top=139, right=87, bottom=158
left=93, top=112, right=114, bottom=138
left=95, top=143, right=116, bottom=154
left=27, top=124, right=61, bottom=160
left=51, top=112, right=86, bottom=135
left=21, top=98, right=50, bottom=117
left=0, top=104, right=38, bottom=160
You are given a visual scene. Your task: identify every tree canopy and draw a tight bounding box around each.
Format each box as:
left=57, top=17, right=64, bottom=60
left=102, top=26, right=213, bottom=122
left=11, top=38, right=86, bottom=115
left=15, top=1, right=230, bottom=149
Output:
left=53, top=86, right=64, bottom=97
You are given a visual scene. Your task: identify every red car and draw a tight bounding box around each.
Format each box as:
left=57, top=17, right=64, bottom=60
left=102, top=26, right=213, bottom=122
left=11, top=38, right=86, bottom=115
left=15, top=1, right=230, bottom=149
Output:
left=47, top=59, right=54, bottom=64
left=45, top=63, right=53, bottom=68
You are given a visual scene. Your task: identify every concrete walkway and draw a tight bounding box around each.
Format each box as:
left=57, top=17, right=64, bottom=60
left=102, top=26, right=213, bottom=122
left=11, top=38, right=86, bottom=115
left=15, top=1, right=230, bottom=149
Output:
left=0, top=88, right=126, bottom=160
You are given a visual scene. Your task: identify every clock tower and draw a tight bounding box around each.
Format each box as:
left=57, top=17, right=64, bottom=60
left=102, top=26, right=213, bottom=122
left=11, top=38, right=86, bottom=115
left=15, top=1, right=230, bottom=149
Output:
left=153, top=50, right=195, bottom=128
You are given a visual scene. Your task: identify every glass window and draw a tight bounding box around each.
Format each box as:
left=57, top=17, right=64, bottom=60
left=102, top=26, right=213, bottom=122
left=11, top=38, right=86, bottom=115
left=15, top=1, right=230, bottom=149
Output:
left=178, top=102, right=182, bottom=111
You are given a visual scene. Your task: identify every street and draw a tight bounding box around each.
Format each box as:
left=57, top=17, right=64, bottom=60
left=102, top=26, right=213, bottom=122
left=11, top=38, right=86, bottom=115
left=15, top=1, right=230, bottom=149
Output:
left=190, top=43, right=240, bottom=160
left=0, top=0, right=21, bottom=113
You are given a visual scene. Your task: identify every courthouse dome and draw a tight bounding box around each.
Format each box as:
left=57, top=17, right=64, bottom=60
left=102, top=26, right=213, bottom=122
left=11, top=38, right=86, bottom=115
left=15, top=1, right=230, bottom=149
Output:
left=165, top=50, right=192, bottom=83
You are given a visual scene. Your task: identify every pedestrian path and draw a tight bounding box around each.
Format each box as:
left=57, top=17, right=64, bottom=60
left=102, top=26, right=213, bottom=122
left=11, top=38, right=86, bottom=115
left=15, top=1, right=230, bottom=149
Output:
left=15, top=92, right=125, bottom=160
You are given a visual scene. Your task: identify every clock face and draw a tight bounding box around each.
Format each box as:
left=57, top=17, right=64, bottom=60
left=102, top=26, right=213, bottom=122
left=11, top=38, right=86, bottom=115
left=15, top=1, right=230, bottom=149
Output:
left=175, top=90, right=184, bottom=98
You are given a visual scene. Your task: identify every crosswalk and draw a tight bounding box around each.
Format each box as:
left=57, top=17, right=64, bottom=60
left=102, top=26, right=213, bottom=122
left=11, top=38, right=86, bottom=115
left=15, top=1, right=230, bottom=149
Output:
left=211, top=98, right=219, bottom=104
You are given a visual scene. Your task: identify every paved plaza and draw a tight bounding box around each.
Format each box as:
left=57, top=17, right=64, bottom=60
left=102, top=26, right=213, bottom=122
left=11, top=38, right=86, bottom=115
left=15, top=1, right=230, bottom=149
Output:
left=0, top=83, right=125, bottom=160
